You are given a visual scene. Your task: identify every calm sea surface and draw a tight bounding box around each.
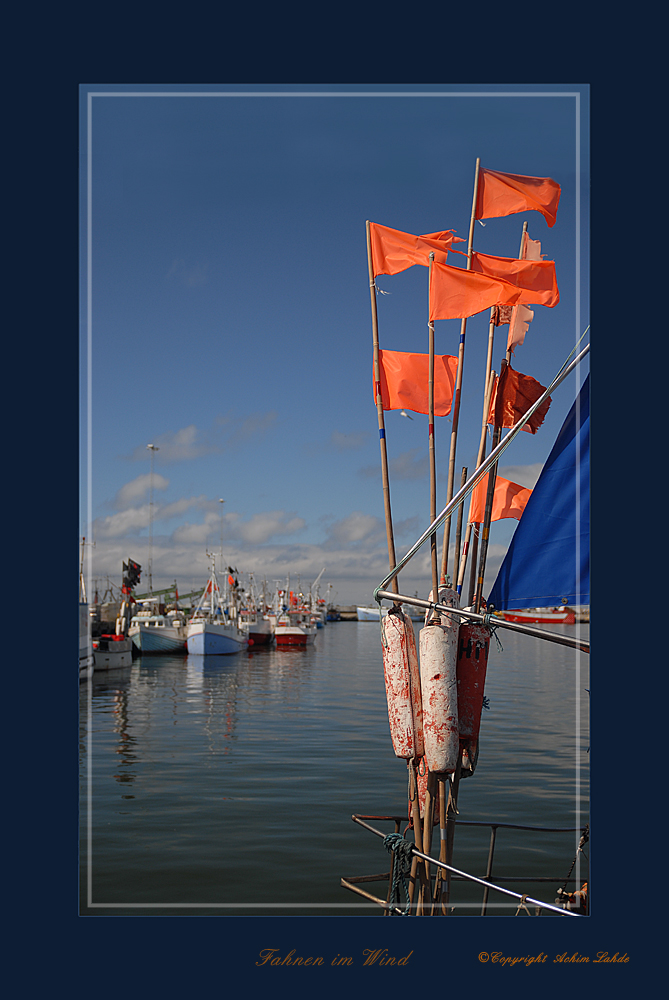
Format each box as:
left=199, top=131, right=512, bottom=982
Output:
left=79, top=620, right=589, bottom=916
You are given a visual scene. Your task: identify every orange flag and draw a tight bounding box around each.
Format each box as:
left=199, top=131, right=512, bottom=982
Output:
left=469, top=251, right=558, bottom=307
left=369, top=223, right=465, bottom=277
left=507, top=304, right=534, bottom=354
left=475, top=168, right=561, bottom=228
left=487, top=364, right=551, bottom=434
left=429, top=260, right=538, bottom=321
left=375, top=350, right=459, bottom=416
left=468, top=475, right=532, bottom=524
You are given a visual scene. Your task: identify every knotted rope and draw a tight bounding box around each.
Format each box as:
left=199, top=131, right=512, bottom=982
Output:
left=383, top=833, right=415, bottom=915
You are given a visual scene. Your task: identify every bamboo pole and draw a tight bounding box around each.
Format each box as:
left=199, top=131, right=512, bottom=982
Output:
left=457, top=367, right=496, bottom=597
left=428, top=254, right=439, bottom=602
left=474, top=361, right=506, bottom=613
left=367, top=220, right=400, bottom=597
left=440, top=157, right=481, bottom=586
left=420, top=770, right=437, bottom=910
left=452, top=466, right=468, bottom=593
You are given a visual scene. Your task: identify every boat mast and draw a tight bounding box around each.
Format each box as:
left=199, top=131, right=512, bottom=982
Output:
left=146, top=443, right=159, bottom=595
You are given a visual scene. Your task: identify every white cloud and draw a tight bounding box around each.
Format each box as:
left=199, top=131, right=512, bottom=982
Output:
left=125, top=413, right=278, bottom=464
left=330, top=430, right=370, bottom=451
left=114, top=473, right=169, bottom=509
left=497, top=463, right=544, bottom=489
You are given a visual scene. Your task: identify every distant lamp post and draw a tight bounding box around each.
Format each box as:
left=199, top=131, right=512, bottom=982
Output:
left=219, top=499, right=225, bottom=566
left=147, top=444, right=159, bottom=595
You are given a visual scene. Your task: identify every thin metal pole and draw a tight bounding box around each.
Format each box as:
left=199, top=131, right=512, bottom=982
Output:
left=440, top=157, right=481, bottom=585
left=481, top=826, right=498, bottom=915
left=367, top=220, right=399, bottom=596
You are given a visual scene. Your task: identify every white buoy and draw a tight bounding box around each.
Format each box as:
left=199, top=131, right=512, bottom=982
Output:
left=381, top=608, right=424, bottom=759
left=419, top=587, right=461, bottom=773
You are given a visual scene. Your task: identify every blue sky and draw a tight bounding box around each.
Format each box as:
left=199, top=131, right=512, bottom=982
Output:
left=80, top=84, right=589, bottom=606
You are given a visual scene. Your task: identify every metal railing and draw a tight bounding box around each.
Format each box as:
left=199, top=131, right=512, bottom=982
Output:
left=341, top=814, right=586, bottom=916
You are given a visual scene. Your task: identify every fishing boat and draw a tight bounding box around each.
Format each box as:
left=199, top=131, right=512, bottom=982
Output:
left=79, top=602, right=94, bottom=680
left=357, top=603, right=424, bottom=622
left=93, top=633, right=133, bottom=669
left=273, top=609, right=317, bottom=647
left=340, top=159, right=589, bottom=916
left=500, top=607, right=576, bottom=624
left=187, top=560, right=247, bottom=655
left=129, top=600, right=188, bottom=653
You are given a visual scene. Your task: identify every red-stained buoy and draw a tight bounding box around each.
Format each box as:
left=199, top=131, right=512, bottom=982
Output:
left=419, top=587, right=460, bottom=773
left=381, top=607, right=424, bottom=759
left=456, top=623, right=490, bottom=778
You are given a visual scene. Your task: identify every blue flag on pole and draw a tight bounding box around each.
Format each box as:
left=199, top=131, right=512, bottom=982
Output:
left=487, top=375, right=589, bottom=611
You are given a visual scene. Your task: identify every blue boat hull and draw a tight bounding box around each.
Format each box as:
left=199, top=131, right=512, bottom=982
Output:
left=187, top=623, right=246, bottom=655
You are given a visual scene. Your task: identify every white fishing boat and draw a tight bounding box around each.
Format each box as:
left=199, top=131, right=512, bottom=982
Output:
left=187, top=560, right=247, bottom=655
left=500, top=606, right=576, bottom=624
left=79, top=602, right=94, bottom=680
left=357, top=603, right=424, bottom=622
left=129, top=600, right=188, bottom=653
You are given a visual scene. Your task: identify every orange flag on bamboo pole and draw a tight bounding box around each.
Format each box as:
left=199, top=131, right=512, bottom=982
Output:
left=468, top=475, right=533, bottom=524
left=429, top=260, right=539, bottom=321
left=475, top=168, right=561, bottom=228
left=468, top=251, right=558, bottom=307
left=375, top=350, right=459, bottom=416
left=487, top=364, right=551, bottom=434
left=369, top=223, right=465, bottom=277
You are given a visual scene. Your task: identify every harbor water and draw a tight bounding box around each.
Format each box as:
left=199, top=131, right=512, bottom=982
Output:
left=79, top=619, right=589, bottom=916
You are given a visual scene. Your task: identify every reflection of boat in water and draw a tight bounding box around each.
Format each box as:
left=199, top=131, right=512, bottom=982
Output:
left=129, top=601, right=188, bottom=653
left=499, top=607, right=576, bottom=624
left=187, top=560, right=247, bottom=656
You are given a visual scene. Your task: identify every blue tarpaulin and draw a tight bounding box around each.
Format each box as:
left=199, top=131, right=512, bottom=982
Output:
left=487, top=375, right=589, bottom=611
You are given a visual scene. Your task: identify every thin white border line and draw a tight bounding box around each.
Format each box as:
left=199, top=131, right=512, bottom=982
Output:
left=86, top=91, right=581, bottom=98
left=82, top=89, right=587, bottom=912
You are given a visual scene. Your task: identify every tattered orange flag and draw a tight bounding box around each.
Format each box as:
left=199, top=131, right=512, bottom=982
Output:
left=487, top=364, right=551, bottom=434
left=469, top=251, right=558, bottom=307
left=507, top=304, right=534, bottom=354
left=468, top=475, right=533, bottom=524
left=476, top=168, right=561, bottom=228
left=369, top=223, right=465, bottom=277
left=429, top=260, right=538, bottom=321
left=375, top=350, right=459, bottom=416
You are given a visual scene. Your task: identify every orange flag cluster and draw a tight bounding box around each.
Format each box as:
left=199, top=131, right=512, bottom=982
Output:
left=487, top=364, right=551, bottom=435
left=375, top=350, right=459, bottom=416
left=468, top=475, right=532, bottom=524
left=369, top=166, right=561, bottom=416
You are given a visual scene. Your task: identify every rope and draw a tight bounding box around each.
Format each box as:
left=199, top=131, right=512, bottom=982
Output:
left=383, top=833, right=414, bottom=915
left=515, top=894, right=532, bottom=916
left=559, top=824, right=589, bottom=894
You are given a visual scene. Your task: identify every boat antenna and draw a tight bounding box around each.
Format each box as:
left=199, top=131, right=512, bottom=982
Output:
left=146, top=444, right=159, bottom=595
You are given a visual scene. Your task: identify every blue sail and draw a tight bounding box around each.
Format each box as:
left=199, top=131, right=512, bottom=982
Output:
left=487, top=374, right=589, bottom=611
